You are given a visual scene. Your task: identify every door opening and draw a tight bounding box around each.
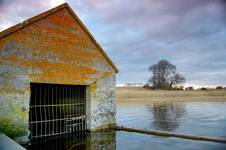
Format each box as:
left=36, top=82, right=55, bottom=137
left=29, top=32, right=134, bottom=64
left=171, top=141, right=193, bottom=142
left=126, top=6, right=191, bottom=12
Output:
left=29, top=83, right=86, bottom=139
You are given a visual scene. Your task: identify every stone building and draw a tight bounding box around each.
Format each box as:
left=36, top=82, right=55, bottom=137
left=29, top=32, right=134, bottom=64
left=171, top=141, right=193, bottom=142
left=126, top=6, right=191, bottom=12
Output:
left=0, top=3, right=118, bottom=143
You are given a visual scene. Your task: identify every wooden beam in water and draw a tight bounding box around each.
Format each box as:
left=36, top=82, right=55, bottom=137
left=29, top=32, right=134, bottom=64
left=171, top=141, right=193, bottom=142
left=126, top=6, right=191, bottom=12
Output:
left=111, top=125, right=226, bottom=144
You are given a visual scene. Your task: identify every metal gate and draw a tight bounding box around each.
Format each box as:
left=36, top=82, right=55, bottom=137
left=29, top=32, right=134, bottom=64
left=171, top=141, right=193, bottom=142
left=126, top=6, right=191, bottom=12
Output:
left=29, top=83, right=86, bottom=139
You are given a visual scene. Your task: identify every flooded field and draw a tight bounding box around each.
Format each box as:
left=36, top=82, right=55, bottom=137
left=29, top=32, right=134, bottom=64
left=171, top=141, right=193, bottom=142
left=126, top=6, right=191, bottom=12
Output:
left=116, top=101, right=226, bottom=150
left=25, top=101, right=226, bottom=150
left=117, top=101, right=226, bottom=138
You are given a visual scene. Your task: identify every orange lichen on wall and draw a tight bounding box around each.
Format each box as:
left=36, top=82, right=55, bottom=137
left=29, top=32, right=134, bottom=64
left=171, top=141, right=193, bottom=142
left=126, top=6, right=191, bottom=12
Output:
left=0, top=8, right=114, bottom=88
left=90, top=82, right=97, bottom=96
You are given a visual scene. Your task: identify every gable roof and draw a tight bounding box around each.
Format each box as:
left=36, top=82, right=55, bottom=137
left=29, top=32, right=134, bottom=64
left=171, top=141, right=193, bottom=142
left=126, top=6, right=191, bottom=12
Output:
left=0, top=3, right=119, bottom=73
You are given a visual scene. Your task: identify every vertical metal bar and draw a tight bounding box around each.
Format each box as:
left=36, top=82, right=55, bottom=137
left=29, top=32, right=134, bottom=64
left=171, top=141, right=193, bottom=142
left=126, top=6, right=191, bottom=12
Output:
left=78, top=86, right=81, bottom=132
left=66, top=85, right=68, bottom=133
left=34, top=85, right=38, bottom=138
left=59, top=85, right=61, bottom=133
left=71, top=86, right=73, bottom=133
left=69, top=86, right=72, bottom=133
left=83, top=86, right=87, bottom=130
left=77, top=86, right=79, bottom=133
left=58, top=86, right=63, bottom=132
left=79, top=86, right=81, bottom=132
left=74, top=86, right=76, bottom=133
left=44, top=85, right=47, bottom=137
left=82, top=86, right=84, bottom=131
left=53, top=85, right=55, bottom=135
left=73, top=86, right=75, bottom=133
left=68, top=85, right=70, bottom=133
left=52, top=85, right=54, bottom=135
left=61, top=86, right=66, bottom=132
left=81, top=86, right=83, bottom=132
left=82, top=86, right=83, bottom=131
left=75, top=86, right=77, bottom=133
left=68, top=85, right=74, bottom=133
left=73, top=86, right=76, bottom=133
left=80, top=86, right=82, bottom=132
left=71, top=86, right=74, bottom=134
left=69, top=86, right=71, bottom=133
left=39, top=85, right=43, bottom=137
left=54, top=85, right=56, bottom=135
left=76, top=86, right=78, bottom=133
left=71, top=86, right=74, bottom=133
left=62, top=85, right=64, bottom=133
left=48, top=84, right=50, bottom=137
left=55, top=84, right=58, bottom=135
left=81, top=86, right=82, bottom=132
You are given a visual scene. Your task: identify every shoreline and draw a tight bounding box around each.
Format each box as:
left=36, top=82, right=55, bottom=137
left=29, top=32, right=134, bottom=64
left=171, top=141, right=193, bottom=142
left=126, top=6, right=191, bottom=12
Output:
left=117, top=97, right=226, bottom=103
left=116, top=87, right=226, bottom=103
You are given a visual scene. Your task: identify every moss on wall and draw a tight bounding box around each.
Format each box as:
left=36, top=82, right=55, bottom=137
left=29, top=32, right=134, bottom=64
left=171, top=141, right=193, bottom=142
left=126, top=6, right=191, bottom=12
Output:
left=0, top=119, right=27, bottom=138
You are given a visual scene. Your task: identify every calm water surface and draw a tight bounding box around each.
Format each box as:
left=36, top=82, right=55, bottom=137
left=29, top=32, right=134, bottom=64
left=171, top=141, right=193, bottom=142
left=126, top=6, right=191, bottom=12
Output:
left=116, top=101, right=226, bottom=150
left=26, top=101, right=226, bottom=150
left=117, top=101, right=226, bottom=138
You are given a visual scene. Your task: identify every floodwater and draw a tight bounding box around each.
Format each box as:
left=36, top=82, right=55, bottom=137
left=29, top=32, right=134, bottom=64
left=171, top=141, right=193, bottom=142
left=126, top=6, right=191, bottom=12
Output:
left=25, top=101, right=226, bottom=150
left=116, top=101, right=226, bottom=150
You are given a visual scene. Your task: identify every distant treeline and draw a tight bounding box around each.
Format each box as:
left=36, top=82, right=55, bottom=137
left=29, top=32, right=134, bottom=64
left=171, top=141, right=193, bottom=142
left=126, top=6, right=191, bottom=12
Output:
left=144, top=85, right=226, bottom=91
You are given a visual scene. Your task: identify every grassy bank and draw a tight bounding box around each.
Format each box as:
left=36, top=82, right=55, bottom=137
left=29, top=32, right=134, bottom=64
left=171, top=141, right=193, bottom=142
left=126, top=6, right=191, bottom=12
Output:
left=116, top=87, right=226, bottom=102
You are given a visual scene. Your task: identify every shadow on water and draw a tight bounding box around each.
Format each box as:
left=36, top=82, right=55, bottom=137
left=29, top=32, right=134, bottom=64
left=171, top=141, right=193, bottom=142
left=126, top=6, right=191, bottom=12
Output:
left=24, top=130, right=116, bottom=150
left=148, top=103, right=186, bottom=131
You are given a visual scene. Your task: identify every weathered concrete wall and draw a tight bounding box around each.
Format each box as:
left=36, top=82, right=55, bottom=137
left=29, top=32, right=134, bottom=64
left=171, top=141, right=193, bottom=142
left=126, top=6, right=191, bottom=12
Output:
left=90, top=74, right=116, bottom=129
left=0, top=66, right=31, bottom=142
left=0, top=7, right=116, bottom=142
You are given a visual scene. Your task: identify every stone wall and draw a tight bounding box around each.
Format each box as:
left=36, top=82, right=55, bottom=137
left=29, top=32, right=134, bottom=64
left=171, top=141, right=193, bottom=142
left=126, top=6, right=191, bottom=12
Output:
left=89, top=74, right=116, bottom=130
left=0, top=66, right=31, bottom=142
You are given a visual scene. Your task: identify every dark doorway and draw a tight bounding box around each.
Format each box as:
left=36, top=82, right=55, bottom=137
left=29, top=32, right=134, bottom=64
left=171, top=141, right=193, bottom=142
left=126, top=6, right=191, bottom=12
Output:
left=29, top=83, right=86, bottom=140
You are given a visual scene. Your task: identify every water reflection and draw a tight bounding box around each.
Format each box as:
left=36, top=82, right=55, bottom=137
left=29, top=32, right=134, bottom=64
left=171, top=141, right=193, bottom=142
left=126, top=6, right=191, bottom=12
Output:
left=25, top=130, right=116, bottom=150
left=149, top=103, right=186, bottom=131
left=24, top=102, right=226, bottom=150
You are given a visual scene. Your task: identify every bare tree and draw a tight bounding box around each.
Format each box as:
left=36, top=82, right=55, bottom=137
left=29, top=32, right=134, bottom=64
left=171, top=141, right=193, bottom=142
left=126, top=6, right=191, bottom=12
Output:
left=147, top=60, right=185, bottom=89
left=170, top=73, right=185, bottom=87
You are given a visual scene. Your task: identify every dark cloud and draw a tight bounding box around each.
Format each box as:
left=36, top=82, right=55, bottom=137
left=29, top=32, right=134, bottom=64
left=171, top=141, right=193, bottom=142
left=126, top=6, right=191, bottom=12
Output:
left=95, top=0, right=224, bottom=42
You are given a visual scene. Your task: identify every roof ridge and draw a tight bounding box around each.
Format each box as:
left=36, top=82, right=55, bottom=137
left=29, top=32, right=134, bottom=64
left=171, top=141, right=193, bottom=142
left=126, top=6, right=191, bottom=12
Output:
left=0, top=3, right=119, bottom=73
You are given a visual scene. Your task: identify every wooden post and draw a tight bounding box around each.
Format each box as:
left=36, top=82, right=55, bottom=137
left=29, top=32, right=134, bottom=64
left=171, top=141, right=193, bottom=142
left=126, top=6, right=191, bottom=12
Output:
left=111, top=125, right=226, bottom=144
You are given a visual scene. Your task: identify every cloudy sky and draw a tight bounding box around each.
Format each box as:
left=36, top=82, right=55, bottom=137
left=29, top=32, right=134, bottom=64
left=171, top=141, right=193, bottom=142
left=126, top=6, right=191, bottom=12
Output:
left=0, top=0, right=226, bottom=87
